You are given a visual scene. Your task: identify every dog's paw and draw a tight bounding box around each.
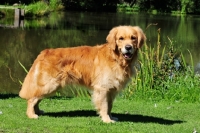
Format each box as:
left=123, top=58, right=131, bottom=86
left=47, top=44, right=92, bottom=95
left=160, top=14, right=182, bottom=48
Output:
left=102, top=119, right=116, bottom=123
left=27, top=114, right=39, bottom=119
left=102, top=116, right=117, bottom=123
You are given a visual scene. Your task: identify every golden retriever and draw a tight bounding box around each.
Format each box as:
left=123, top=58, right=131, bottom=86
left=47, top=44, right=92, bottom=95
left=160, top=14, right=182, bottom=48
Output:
left=19, top=25, right=146, bottom=123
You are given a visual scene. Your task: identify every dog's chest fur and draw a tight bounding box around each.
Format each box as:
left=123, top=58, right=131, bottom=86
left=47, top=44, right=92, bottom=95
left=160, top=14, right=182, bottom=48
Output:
left=91, top=47, right=134, bottom=91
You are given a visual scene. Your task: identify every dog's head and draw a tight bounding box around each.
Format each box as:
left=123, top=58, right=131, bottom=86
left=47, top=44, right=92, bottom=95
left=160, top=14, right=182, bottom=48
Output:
left=106, top=26, right=146, bottom=60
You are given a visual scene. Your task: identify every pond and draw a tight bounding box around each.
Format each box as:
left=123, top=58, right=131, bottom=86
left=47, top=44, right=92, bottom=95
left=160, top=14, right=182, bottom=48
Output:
left=0, top=11, right=200, bottom=94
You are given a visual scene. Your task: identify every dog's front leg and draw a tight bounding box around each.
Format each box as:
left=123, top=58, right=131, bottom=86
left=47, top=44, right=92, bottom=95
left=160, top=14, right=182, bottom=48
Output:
left=107, top=89, right=118, bottom=121
left=92, top=88, right=118, bottom=123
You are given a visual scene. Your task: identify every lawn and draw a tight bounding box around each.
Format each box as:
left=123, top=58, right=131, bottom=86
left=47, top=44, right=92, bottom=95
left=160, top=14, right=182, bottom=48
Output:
left=0, top=94, right=199, bottom=133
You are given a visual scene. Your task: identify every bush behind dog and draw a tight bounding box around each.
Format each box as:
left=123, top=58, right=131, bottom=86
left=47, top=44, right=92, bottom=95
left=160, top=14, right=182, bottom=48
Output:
left=123, top=30, right=200, bottom=102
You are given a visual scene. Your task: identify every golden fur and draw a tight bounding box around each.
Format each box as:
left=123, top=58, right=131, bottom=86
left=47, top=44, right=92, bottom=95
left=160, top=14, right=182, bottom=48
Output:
left=19, top=25, right=146, bottom=123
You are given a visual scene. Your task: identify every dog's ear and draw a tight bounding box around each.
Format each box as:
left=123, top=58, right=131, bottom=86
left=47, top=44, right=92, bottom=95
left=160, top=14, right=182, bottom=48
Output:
left=106, top=27, right=118, bottom=50
left=132, top=26, right=146, bottom=48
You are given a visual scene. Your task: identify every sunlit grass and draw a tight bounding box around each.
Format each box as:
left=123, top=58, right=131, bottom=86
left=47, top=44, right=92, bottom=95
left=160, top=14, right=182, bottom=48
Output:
left=0, top=96, right=200, bottom=133
left=21, top=0, right=64, bottom=17
left=24, top=1, right=50, bottom=17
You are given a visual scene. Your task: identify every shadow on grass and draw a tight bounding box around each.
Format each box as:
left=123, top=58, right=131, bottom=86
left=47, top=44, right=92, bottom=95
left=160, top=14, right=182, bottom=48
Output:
left=43, top=110, right=184, bottom=125
left=0, top=94, right=18, bottom=99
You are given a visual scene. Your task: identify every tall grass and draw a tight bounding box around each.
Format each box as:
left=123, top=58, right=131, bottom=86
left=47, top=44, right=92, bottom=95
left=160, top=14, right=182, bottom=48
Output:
left=123, top=29, right=200, bottom=102
left=24, top=1, right=50, bottom=17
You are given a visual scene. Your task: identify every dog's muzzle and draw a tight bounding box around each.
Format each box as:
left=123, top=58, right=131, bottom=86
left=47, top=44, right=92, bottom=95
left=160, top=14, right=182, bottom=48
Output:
left=121, top=45, right=134, bottom=60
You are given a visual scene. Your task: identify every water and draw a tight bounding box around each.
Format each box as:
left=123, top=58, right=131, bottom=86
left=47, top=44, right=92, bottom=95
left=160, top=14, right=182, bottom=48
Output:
left=0, top=11, right=199, bottom=94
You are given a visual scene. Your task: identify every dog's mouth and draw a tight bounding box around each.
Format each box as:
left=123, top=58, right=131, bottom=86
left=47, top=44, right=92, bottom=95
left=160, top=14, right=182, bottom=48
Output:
left=122, top=52, right=133, bottom=60
left=121, top=45, right=134, bottom=60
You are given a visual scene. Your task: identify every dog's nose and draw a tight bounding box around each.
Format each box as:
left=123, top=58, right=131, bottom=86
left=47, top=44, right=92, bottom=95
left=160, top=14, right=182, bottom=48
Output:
left=125, top=45, right=132, bottom=50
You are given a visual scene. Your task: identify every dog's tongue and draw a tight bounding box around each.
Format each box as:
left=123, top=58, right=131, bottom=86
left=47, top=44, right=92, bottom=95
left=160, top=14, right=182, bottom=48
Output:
left=124, top=53, right=132, bottom=59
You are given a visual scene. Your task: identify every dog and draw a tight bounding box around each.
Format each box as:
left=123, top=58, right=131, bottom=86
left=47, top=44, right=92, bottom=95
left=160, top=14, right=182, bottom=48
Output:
left=19, top=25, right=146, bottom=123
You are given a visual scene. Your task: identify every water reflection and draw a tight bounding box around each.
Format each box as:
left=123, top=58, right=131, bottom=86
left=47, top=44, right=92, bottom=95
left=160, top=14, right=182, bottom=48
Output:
left=0, top=11, right=199, bottom=94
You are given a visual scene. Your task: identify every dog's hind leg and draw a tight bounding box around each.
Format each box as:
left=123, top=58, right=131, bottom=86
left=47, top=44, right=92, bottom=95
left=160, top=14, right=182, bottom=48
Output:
left=26, top=97, right=41, bottom=119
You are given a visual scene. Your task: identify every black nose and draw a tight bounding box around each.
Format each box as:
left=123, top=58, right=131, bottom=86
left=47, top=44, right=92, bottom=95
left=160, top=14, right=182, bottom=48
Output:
left=125, top=45, right=132, bottom=50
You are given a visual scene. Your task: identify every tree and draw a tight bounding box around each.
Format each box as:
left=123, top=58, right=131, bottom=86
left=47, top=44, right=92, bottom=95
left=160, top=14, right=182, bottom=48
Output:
left=63, top=0, right=119, bottom=12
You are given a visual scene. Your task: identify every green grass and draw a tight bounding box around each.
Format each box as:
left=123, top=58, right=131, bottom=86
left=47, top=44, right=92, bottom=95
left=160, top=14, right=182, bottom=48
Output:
left=0, top=94, right=200, bottom=133
left=18, top=0, right=64, bottom=17
left=0, top=0, right=64, bottom=18
left=24, top=1, right=50, bottom=17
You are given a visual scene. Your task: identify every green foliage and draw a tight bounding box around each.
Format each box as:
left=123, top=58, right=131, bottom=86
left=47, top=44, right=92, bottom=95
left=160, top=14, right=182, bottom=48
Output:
left=117, top=3, right=139, bottom=13
left=24, top=1, right=50, bottom=17
left=18, top=61, right=28, bottom=73
left=180, top=0, right=200, bottom=14
left=0, top=0, right=33, bottom=5
left=18, top=61, right=28, bottom=85
left=70, top=87, right=90, bottom=98
left=63, top=0, right=117, bottom=12
left=1, top=0, right=200, bottom=14
left=180, top=0, right=197, bottom=14
left=120, top=0, right=200, bottom=14
left=123, top=29, right=200, bottom=102
left=49, top=0, right=64, bottom=10
left=62, top=85, right=90, bottom=98
left=121, top=0, right=180, bottom=13
left=21, top=0, right=63, bottom=17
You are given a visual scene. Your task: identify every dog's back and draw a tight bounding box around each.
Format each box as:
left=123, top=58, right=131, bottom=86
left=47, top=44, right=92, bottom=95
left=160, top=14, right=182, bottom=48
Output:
left=19, top=46, right=102, bottom=99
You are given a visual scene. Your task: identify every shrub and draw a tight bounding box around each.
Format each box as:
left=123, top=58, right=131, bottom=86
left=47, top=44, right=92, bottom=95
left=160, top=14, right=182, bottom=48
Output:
left=23, top=0, right=64, bottom=17
left=25, top=1, right=50, bottom=17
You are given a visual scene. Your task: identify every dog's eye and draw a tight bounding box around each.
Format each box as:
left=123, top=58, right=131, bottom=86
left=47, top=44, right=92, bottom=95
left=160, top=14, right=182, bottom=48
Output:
left=131, top=36, right=136, bottom=40
left=119, top=37, right=124, bottom=40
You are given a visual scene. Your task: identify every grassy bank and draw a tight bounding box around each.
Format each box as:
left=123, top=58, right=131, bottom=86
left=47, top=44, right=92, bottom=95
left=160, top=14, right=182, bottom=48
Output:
left=0, top=0, right=64, bottom=18
left=0, top=95, right=199, bottom=133
left=23, top=0, right=64, bottom=17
